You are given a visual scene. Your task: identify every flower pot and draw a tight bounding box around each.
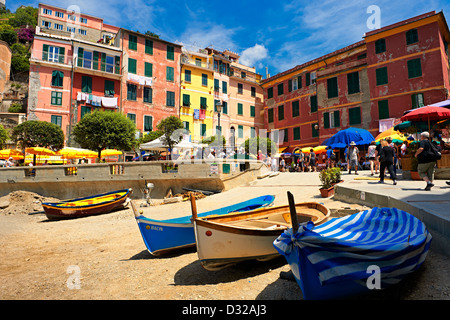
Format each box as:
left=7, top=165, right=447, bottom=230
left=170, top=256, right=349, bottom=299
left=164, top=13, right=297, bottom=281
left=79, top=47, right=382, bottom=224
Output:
left=319, top=186, right=334, bottom=198
left=410, top=171, right=421, bottom=180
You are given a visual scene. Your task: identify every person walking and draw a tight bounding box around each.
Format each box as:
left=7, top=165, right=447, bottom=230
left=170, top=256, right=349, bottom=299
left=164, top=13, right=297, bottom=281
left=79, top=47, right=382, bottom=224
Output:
left=378, top=140, right=397, bottom=185
left=415, top=131, right=436, bottom=191
left=368, top=141, right=378, bottom=176
left=347, top=142, right=359, bottom=175
left=309, top=149, right=316, bottom=172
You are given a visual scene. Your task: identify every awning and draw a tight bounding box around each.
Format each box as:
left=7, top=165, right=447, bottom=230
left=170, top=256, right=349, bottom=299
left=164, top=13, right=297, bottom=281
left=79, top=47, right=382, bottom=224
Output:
left=278, top=147, right=288, bottom=153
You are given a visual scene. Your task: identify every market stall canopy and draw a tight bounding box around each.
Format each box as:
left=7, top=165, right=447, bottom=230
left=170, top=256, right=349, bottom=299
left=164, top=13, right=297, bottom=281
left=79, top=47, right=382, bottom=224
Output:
left=56, top=147, right=97, bottom=159
left=0, top=149, right=24, bottom=160
left=400, top=106, right=450, bottom=122
left=325, top=127, right=375, bottom=149
left=375, top=127, right=407, bottom=144
left=25, top=147, right=56, bottom=155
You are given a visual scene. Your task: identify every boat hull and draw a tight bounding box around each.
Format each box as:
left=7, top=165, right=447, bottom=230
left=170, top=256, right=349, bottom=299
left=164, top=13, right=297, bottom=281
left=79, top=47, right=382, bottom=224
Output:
left=194, top=202, right=330, bottom=271
left=42, top=189, right=131, bottom=220
left=132, top=195, right=276, bottom=256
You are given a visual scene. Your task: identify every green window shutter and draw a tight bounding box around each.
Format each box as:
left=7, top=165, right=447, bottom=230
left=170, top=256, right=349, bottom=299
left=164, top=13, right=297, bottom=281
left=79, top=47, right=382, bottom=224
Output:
left=238, top=125, right=243, bottom=138
left=144, top=62, right=153, bottom=77
left=333, top=110, right=340, bottom=128
left=81, top=76, right=92, bottom=93
left=376, top=67, right=388, bottom=85
left=251, top=127, right=256, bottom=138
left=104, top=80, right=114, bottom=96
left=292, top=100, right=300, bottom=117
left=183, top=94, right=190, bottom=107
left=129, top=34, right=137, bottom=50
left=306, top=72, right=310, bottom=86
left=144, top=115, right=153, bottom=131
left=100, top=53, right=106, bottom=71
left=202, top=74, right=207, bottom=86
left=327, top=77, right=338, bottom=98
left=288, top=79, right=292, bottom=92
left=127, top=113, right=136, bottom=123
left=267, top=87, right=273, bottom=99
left=77, top=47, right=84, bottom=67
left=278, top=104, right=284, bottom=120
left=312, top=124, right=319, bottom=137
left=406, top=29, right=418, bottom=45
left=310, top=95, right=318, bottom=113
left=214, top=79, right=219, bottom=91
left=323, top=112, right=330, bottom=129
left=183, top=121, right=190, bottom=133
left=277, top=83, right=284, bottom=96
left=81, top=106, right=91, bottom=119
left=293, top=127, right=300, bottom=140
left=411, top=93, right=424, bottom=109
left=128, top=58, right=137, bottom=74
left=375, top=39, right=386, bottom=54
left=167, top=66, right=174, bottom=81
left=378, top=100, right=390, bottom=119
left=200, top=97, right=207, bottom=109
left=93, top=51, right=99, bottom=70
left=297, top=76, right=302, bottom=88
left=58, top=47, right=65, bottom=64
left=201, top=123, right=206, bottom=137
left=349, top=107, right=361, bottom=125
left=145, top=39, right=153, bottom=55
left=51, top=70, right=63, bottom=87
left=222, top=81, right=227, bottom=94
left=283, top=128, right=288, bottom=142
left=166, top=91, right=175, bottom=106
left=347, top=72, right=360, bottom=94
left=127, top=84, right=136, bottom=100
left=407, top=58, right=422, bottom=79
left=268, top=108, right=274, bottom=123
left=185, top=69, right=191, bottom=82
left=238, top=103, right=243, bottom=115
left=250, top=105, right=255, bottom=117
left=42, top=44, right=49, bottom=61
left=51, top=115, right=62, bottom=127
left=222, top=101, right=227, bottom=114
left=143, top=87, right=152, bottom=103
left=167, top=45, right=174, bottom=60
left=114, top=56, right=120, bottom=74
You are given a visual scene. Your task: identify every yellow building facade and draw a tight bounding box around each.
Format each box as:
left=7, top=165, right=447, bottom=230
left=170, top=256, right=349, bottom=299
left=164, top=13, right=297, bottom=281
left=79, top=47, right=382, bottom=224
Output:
left=180, top=49, right=215, bottom=143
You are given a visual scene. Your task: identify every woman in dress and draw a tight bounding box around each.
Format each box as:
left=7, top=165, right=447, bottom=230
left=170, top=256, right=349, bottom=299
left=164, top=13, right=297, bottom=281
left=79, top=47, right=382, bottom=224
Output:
left=368, top=141, right=378, bottom=176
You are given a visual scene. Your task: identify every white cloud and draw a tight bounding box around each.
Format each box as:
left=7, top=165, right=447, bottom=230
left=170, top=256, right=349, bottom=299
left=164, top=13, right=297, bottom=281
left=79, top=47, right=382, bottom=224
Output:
left=240, top=44, right=268, bottom=68
left=178, top=24, right=240, bottom=52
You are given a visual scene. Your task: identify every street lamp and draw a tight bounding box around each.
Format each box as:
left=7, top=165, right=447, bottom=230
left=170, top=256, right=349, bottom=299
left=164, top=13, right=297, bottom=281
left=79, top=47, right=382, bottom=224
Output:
left=215, top=101, right=222, bottom=137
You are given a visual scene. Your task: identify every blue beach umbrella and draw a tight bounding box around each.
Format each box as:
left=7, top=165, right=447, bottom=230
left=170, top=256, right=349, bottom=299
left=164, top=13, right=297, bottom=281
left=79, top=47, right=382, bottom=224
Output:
left=325, top=127, right=375, bottom=149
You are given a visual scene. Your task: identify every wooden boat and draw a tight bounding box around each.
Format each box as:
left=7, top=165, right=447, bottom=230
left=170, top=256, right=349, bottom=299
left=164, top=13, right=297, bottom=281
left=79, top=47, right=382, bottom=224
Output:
left=274, top=203, right=432, bottom=300
left=193, top=197, right=330, bottom=271
left=42, top=189, right=132, bottom=220
left=130, top=194, right=275, bottom=256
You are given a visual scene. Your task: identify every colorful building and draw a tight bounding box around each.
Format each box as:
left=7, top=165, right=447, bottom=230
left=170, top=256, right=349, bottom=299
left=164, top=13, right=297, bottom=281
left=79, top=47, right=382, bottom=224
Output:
left=116, top=29, right=182, bottom=136
left=180, top=47, right=214, bottom=142
left=261, top=11, right=450, bottom=152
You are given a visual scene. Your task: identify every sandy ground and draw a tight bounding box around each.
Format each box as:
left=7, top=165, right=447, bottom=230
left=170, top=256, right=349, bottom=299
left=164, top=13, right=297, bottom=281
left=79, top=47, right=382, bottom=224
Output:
left=0, top=172, right=449, bottom=301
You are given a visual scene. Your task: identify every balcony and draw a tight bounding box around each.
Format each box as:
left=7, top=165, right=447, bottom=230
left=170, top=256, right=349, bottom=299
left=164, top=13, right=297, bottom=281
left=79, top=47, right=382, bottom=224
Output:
left=181, top=55, right=213, bottom=71
left=30, top=49, right=73, bottom=69
left=74, top=55, right=121, bottom=80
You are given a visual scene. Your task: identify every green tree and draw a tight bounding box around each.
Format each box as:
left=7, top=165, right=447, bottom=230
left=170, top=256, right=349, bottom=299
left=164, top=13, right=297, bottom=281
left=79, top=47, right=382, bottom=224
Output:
left=11, top=120, right=64, bottom=150
left=156, top=116, right=184, bottom=160
left=139, top=130, right=164, bottom=144
left=201, top=135, right=226, bottom=146
left=0, top=124, right=9, bottom=149
left=0, top=25, right=17, bottom=46
left=73, top=110, right=136, bottom=160
left=242, top=137, right=276, bottom=156
left=8, top=6, right=38, bottom=27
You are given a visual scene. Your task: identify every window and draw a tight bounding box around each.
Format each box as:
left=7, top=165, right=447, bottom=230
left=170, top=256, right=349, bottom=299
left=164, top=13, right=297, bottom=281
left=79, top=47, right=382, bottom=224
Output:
left=378, top=100, right=390, bottom=120
left=293, top=127, right=300, bottom=140
left=167, top=66, right=174, bottom=81
left=201, top=73, right=207, bottom=86
left=195, top=58, right=202, bottom=66
left=292, top=100, right=300, bottom=117
left=347, top=72, right=360, bottom=94
left=144, top=115, right=153, bottom=132
left=222, top=81, right=227, bottom=94
left=241, top=72, right=246, bottom=79
left=78, top=29, right=86, bottom=35
left=67, top=15, right=76, bottom=21
left=375, top=39, right=386, bottom=54
left=251, top=87, right=256, bottom=97
left=349, top=106, right=361, bottom=125
left=81, top=106, right=91, bottom=119
left=182, top=94, right=190, bottom=107
left=251, top=127, right=256, bottom=138
left=283, top=128, right=288, bottom=142
left=268, top=108, right=274, bottom=123
left=222, top=101, right=228, bottom=114
left=183, top=121, right=190, bottom=133
left=250, top=105, right=255, bottom=117
left=297, top=75, right=302, bottom=89
left=278, top=105, right=284, bottom=121
left=144, top=87, right=152, bottom=103
left=43, top=8, right=52, bottom=15
left=238, top=83, right=243, bottom=94
left=128, top=58, right=137, bottom=74
left=323, top=110, right=340, bottom=128
left=42, top=20, right=51, bottom=29
left=292, top=78, right=298, bottom=91
left=127, top=113, right=136, bottom=123
left=327, top=77, right=338, bottom=98
left=310, top=95, right=318, bottom=113
left=238, top=125, right=244, bottom=138
left=200, top=97, right=207, bottom=109
left=267, top=87, right=273, bottom=99
left=166, top=91, right=175, bottom=107
left=145, top=39, right=153, bottom=55
left=306, top=72, right=310, bottom=86
left=54, top=23, right=63, bottom=30
left=167, top=45, right=174, bottom=60
left=51, top=70, right=63, bottom=87
left=411, top=93, right=424, bottom=109
left=288, top=79, right=292, bottom=92
left=43, top=45, right=65, bottom=63
left=129, top=34, right=137, bottom=50
left=406, top=29, right=418, bottom=45
left=312, top=124, right=319, bottom=137
left=375, top=67, right=388, bottom=85
left=104, top=80, right=115, bottom=96
left=82, top=50, right=92, bottom=69
left=407, top=58, right=422, bottom=79
left=127, top=83, right=137, bottom=101
left=51, top=91, right=62, bottom=105
left=214, top=79, right=220, bottom=91
left=55, top=11, right=64, bottom=18
left=80, top=17, right=87, bottom=23
left=51, top=115, right=62, bottom=127
left=81, top=76, right=92, bottom=93
left=67, top=27, right=75, bottom=33
left=200, top=123, right=207, bottom=137
left=185, top=69, right=191, bottom=83
left=237, top=103, right=243, bottom=115
left=277, top=83, right=284, bottom=96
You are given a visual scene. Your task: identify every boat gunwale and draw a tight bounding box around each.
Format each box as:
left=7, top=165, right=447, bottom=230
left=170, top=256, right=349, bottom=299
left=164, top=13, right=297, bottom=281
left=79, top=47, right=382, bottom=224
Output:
left=42, top=189, right=131, bottom=209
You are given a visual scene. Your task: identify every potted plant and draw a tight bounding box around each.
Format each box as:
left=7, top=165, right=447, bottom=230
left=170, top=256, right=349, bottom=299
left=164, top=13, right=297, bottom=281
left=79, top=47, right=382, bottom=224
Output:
left=330, top=167, right=342, bottom=185
left=319, top=168, right=334, bottom=197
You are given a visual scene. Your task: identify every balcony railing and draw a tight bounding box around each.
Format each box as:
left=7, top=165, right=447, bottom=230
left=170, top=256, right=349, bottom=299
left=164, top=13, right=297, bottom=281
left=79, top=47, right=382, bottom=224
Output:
left=30, top=49, right=73, bottom=66
left=74, top=56, right=120, bottom=75
left=181, top=56, right=213, bottom=70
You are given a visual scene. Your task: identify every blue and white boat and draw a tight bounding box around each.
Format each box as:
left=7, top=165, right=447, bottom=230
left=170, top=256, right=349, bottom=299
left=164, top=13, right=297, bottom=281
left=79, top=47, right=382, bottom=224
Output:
left=274, top=207, right=432, bottom=300
left=131, top=195, right=275, bottom=256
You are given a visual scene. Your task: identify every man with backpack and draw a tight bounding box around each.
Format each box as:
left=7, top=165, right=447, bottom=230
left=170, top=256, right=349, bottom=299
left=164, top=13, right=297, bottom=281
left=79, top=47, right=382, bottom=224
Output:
left=415, top=132, right=440, bottom=191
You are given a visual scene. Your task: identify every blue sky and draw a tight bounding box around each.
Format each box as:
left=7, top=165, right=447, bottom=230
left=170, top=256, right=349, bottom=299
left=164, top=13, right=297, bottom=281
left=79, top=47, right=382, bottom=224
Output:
left=10, top=0, right=450, bottom=78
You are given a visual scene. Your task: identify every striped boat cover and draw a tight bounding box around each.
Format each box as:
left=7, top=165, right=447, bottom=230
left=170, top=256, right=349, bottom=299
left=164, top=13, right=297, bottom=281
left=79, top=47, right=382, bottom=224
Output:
left=273, top=207, right=432, bottom=287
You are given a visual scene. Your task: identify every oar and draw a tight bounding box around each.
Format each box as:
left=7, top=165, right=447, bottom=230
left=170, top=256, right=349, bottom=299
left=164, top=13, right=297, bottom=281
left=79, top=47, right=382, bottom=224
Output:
left=287, top=191, right=299, bottom=231
left=190, top=193, right=198, bottom=220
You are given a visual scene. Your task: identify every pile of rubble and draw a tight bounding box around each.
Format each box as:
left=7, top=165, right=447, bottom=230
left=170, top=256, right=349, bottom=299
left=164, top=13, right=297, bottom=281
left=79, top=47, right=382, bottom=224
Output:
left=0, top=191, right=59, bottom=215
